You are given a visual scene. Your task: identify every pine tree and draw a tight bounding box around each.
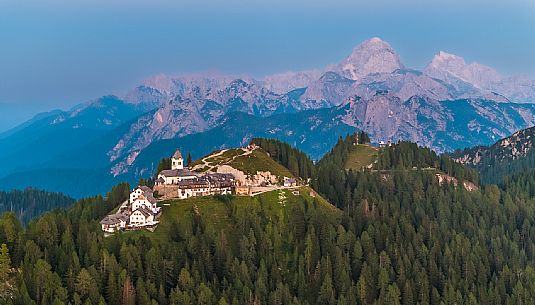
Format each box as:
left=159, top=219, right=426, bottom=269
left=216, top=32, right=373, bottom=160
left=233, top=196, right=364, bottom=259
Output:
left=187, top=153, right=193, bottom=166
left=122, top=276, right=136, bottom=305
left=0, top=243, right=13, bottom=302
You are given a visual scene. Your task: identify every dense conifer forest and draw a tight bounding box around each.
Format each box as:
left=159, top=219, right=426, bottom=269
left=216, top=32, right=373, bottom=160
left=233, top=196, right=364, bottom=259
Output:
left=251, top=138, right=316, bottom=180
left=2, top=134, right=535, bottom=304
left=0, top=189, right=75, bottom=224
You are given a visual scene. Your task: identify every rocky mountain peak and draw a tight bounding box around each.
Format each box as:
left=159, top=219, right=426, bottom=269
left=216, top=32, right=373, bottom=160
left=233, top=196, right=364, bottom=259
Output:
left=425, top=51, right=502, bottom=89
left=335, top=37, right=404, bottom=80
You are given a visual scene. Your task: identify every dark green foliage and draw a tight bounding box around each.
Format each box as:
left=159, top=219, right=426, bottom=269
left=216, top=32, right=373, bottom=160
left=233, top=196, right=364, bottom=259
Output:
left=450, top=126, right=535, bottom=184
left=376, top=142, right=479, bottom=183
left=500, top=168, right=535, bottom=199
left=3, top=138, right=535, bottom=305
left=0, top=188, right=75, bottom=224
left=156, top=157, right=172, bottom=174
left=251, top=138, right=316, bottom=180
left=187, top=152, right=193, bottom=166
left=138, top=177, right=154, bottom=188
left=358, top=130, right=370, bottom=144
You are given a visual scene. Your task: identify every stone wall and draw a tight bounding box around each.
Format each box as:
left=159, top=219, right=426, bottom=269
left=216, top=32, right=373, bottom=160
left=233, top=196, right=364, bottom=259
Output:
left=154, top=185, right=179, bottom=199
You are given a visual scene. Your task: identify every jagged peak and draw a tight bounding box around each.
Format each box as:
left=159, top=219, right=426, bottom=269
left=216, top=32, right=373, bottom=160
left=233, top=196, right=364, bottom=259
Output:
left=434, top=51, right=463, bottom=61
left=336, top=37, right=403, bottom=80
left=427, top=51, right=466, bottom=69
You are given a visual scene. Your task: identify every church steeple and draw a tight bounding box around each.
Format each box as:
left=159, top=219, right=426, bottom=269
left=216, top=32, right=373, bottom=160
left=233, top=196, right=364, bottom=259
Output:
left=171, top=149, right=184, bottom=170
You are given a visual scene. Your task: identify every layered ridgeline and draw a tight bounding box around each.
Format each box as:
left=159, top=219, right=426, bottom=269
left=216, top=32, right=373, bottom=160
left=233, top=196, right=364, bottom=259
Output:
left=452, top=125, right=535, bottom=184
left=1, top=37, right=535, bottom=198
left=3, top=137, right=535, bottom=304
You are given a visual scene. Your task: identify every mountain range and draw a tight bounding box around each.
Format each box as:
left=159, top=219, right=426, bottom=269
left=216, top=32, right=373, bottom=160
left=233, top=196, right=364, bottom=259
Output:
left=1, top=37, right=534, bottom=197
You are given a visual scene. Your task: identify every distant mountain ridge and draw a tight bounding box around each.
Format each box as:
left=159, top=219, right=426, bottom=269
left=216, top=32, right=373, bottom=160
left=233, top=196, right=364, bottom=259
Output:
left=452, top=125, right=535, bottom=183
left=1, top=37, right=535, bottom=197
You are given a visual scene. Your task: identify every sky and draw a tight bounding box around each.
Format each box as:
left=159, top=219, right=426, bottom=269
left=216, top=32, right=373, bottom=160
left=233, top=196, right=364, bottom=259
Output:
left=0, top=0, right=534, bottom=132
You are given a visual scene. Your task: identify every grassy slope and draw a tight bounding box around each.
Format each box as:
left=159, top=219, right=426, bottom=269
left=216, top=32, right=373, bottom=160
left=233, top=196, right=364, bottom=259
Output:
left=127, top=186, right=340, bottom=244
left=228, top=149, right=293, bottom=177
left=191, top=148, right=293, bottom=177
left=344, top=144, right=378, bottom=170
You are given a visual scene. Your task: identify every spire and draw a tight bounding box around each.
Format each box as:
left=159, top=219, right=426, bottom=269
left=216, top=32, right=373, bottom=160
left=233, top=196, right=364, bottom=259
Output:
left=171, top=148, right=184, bottom=170
left=173, top=149, right=183, bottom=159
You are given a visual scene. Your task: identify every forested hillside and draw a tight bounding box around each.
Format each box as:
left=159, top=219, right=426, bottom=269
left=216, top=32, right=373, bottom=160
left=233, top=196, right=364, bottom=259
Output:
left=452, top=125, right=535, bottom=184
left=0, top=189, right=75, bottom=224
left=251, top=138, right=316, bottom=180
left=2, top=137, right=535, bottom=304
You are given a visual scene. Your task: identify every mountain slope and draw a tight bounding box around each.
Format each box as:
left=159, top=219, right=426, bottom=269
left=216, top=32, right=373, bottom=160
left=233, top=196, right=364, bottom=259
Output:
left=123, top=108, right=357, bottom=180
left=452, top=125, right=535, bottom=183
left=341, top=95, right=535, bottom=152
left=2, top=37, right=535, bottom=197
left=0, top=96, right=145, bottom=177
left=424, top=51, right=535, bottom=103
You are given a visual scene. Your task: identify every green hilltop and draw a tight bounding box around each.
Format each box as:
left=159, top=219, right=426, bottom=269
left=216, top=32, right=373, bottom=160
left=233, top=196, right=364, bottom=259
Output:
left=344, top=144, right=379, bottom=171
left=189, top=147, right=294, bottom=178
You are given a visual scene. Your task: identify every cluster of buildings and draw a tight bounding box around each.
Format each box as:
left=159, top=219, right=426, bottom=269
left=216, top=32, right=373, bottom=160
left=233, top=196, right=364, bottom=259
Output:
left=154, top=150, right=239, bottom=199
left=101, top=149, right=240, bottom=233
left=101, top=148, right=302, bottom=234
left=100, top=185, right=161, bottom=233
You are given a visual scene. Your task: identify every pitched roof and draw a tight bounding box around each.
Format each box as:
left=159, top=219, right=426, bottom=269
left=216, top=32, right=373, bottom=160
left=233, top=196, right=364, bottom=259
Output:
left=138, top=185, right=153, bottom=193
left=145, top=195, right=157, bottom=204
left=100, top=214, right=128, bottom=224
left=160, top=169, right=197, bottom=178
left=132, top=207, right=153, bottom=217
left=173, top=149, right=183, bottom=159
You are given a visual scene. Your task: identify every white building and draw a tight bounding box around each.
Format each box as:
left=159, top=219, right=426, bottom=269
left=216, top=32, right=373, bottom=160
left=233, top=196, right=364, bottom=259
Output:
left=157, top=169, right=198, bottom=185
left=100, top=214, right=128, bottom=233
left=130, top=185, right=154, bottom=203
left=129, top=208, right=156, bottom=227
left=132, top=194, right=160, bottom=214
left=156, top=149, right=199, bottom=185
left=172, top=149, right=184, bottom=170
left=101, top=185, right=161, bottom=233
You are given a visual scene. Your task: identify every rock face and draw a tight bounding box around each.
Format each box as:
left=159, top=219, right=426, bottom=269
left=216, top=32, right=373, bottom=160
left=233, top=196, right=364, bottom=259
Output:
left=424, top=51, right=535, bottom=103
left=349, top=69, right=454, bottom=102
left=425, top=51, right=502, bottom=89
left=340, top=95, right=535, bottom=153
left=2, top=37, right=535, bottom=196
left=262, top=69, right=322, bottom=94
left=453, top=125, right=535, bottom=167
left=301, top=72, right=355, bottom=106
left=334, top=37, right=404, bottom=80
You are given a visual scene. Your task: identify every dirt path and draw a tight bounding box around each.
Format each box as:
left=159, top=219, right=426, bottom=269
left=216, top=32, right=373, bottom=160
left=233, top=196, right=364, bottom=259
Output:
left=190, top=146, right=257, bottom=172
left=190, top=149, right=228, bottom=171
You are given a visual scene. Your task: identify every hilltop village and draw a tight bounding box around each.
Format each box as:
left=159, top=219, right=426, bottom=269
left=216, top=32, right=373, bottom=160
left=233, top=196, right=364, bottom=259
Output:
left=100, top=145, right=299, bottom=233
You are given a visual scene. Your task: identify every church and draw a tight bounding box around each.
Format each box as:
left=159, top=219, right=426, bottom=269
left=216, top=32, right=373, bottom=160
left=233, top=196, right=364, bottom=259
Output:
left=154, top=148, right=236, bottom=199
left=156, top=149, right=197, bottom=185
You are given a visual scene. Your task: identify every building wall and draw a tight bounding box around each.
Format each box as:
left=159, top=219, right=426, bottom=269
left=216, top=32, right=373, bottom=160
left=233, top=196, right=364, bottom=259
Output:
left=172, top=157, right=184, bottom=170
left=130, top=211, right=146, bottom=226
left=132, top=198, right=151, bottom=210
left=154, top=185, right=180, bottom=199
left=130, top=188, right=148, bottom=203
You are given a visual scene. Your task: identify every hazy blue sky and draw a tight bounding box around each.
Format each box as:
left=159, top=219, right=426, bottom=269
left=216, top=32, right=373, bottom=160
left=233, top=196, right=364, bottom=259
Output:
left=0, top=0, right=534, bottom=132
